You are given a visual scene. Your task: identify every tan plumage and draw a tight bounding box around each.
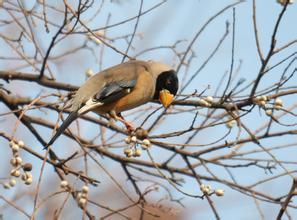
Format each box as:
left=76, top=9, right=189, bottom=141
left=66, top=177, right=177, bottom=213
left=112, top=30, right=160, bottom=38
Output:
left=46, top=60, right=178, bottom=148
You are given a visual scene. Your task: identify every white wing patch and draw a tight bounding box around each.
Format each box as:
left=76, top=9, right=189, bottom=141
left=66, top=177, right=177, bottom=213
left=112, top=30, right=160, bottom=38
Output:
left=78, top=98, right=104, bottom=115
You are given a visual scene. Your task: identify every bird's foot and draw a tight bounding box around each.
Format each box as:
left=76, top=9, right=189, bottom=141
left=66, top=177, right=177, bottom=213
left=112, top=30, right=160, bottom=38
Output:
left=116, top=116, right=135, bottom=133
left=109, top=111, right=135, bottom=134
left=122, top=120, right=135, bottom=133
left=110, top=111, right=135, bottom=133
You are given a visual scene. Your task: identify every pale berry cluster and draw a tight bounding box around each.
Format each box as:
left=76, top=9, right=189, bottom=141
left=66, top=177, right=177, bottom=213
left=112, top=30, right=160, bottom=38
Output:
left=198, top=96, right=214, bottom=107
left=200, top=184, right=225, bottom=197
left=85, top=68, right=94, bottom=78
left=3, top=140, right=33, bottom=189
left=274, top=98, right=283, bottom=110
left=265, top=98, right=284, bottom=116
left=60, top=180, right=69, bottom=190
left=60, top=180, right=89, bottom=208
left=77, top=185, right=89, bottom=208
left=87, top=30, right=105, bottom=45
left=123, top=135, right=151, bottom=158
left=253, top=95, right=268, bottom=107
left=253, top=96, right=284, bottom=111
left=226, top=118, right=237, bottom=129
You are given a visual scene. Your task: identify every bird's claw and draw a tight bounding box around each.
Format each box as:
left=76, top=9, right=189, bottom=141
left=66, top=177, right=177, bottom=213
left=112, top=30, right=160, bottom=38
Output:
left=123, top=121, right=135, bottom=133
left=109, top=111, right=135, bottom=133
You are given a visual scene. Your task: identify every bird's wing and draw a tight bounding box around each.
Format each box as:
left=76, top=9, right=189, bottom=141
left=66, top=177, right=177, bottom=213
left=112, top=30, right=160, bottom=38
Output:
left=77, top=79, right=137, bottom=115
left=95, top=79, right=137, bottom=103
left=71, top=61, right=147, bottom=112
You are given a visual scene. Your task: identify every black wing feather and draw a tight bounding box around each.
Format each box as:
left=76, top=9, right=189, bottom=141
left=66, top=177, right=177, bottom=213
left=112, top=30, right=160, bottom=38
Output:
left=95, top=79, right=136, bottom=104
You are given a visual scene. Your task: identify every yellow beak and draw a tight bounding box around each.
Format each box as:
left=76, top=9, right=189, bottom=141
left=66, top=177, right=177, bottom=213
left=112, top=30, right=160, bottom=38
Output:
left=159, top=89, right=174, bottom=108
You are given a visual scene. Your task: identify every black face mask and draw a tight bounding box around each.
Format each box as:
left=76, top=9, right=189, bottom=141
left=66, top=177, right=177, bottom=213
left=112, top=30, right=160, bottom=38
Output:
left=154, top=70, right=179, bottom=99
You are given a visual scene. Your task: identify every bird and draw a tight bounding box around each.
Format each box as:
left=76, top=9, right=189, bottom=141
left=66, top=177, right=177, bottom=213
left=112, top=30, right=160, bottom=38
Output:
left=46, top=60, right=179, bottom=148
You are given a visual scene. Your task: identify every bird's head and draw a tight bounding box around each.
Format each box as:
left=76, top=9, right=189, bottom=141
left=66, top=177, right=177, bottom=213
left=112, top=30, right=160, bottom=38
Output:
left=154, top=69, right=179, bottom=108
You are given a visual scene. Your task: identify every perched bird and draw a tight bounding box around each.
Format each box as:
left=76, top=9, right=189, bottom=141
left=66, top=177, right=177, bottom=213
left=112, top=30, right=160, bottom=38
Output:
left=46, top=60, right=178, bottom=148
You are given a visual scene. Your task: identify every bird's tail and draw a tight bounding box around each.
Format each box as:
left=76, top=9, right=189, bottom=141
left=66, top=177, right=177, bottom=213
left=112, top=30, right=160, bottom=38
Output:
left=45, top=111, right=79, bottom=149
